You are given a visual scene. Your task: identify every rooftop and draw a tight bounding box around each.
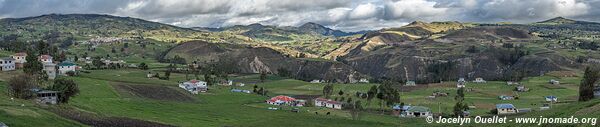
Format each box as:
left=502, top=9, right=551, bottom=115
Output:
left=496, top=104, right=515, bottom=109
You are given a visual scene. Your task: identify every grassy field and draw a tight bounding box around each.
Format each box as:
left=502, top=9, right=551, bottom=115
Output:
left=0, top=65, right=597, bottom=127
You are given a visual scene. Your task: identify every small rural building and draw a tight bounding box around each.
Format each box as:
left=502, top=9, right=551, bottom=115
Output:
left=432, top=91, right=449, bottom=97
left=146, top=72, right=155, bottom=78
left=506, top=81, right=519, bottom=86
left=179, top=80, right=208, bottom=94
left=58, top=61, right=77, bottom=75
left=496, top=104, right=517, bottom=115
left=515, top=85, right=529, bottom=92
left=549, top=79, right=560, bottom=85
left=498, top=95, right=514, bottom=100
left=473, top=78, right=486, bottom=83
left=38, top=55, right=53, bottom=63
left=392, top=105, right=411, bottom=116
left=231, top=89, right=251, bottom=94
left=11, top=52, right=27, bottom=68
left=405, top=81, right=416, bottom=86
left=310, top=79, right=322, bottom=83
left=402, top=106, right=432, bottom=117
left=314, top=98, right=342, bottom=109
left=0, top=57, right=15, bottom=71
left=43, top=63, right=56, bottom=79
left=358, top=78, right=369, bottom=83
left=458, top=78, right=466, bottom=82
left=32, top=89, right=59, bottom=104
left=266, top=95, right=297, bottom=106
left=545, top=96, right=558, bottom=102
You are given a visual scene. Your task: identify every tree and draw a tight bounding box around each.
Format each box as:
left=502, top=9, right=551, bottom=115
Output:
left=322, top=84, right=334, bottom=99
left=260, top=72, right=267, bottom=82
left=164, top=69, right=171, bottom=80
left=366, top=85, right=377, bottom=106
left=453, top=87, right=469, bottom=117
left=92, top=57, right=104, bottom=69
left=579, top=66, right=600, bottom=101
left=253, top=85, right=258, bottom=93
left=349, top=100, right=364, bottom=120
left=23, top=49, right=43, bottom=75
left=139, top=62, right=149, bottom=70
left=49, top=78, right=79, bottom=103
left=338, top=90, right=344, bottom=96
left=7, top=74, right=35, bottom=99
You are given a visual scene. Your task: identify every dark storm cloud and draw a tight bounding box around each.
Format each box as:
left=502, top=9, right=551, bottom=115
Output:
left=0, top=0, right=599, bottom=31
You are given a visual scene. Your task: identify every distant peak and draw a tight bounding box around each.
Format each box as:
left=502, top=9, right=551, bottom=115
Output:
left=300, top=22, right=325, bottom=28
left=538, top=17, right=576, bottom=24
left=408, top=21, right=427, bottom=26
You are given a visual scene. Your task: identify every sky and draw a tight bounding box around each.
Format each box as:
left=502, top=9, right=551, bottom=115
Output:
left=0, top=0, right=599, bottom=32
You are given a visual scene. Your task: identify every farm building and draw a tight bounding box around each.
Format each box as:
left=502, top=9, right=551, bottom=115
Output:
left=31, top=89, right=59, bottom=104
left=496, top=104, right=517, bottom=115
left=231, top=89, right=251, bottom=94
left=457, top=82, right=466, bottom=88
left=314, top=98, right=342, bottom=109
left=549, top=79, right=560, bottom=85
left=0, top=57, right=15, bottom=71
left=498, top=95, right=515, bottom=100
left=401, top=106, right=432, bottom=117
left=11, top=52, right=27, bottom=68
left=179, top=80, right=208, bottom=94
left=545, top=96, right=558, bottom=102
left=310, top=79, right=322, bottom=83
left=506, top=81, right=519, bottom=85
left=392, top=105, right=411, bottom=116
left=266, top=95, right=298, bottom=106
left=58, top=61, right=78, bottom=75
left=515, top=85, right=529, bottom=92
left=405, top=81, right=416, bottom=86
left=38, top=55, right=53, bottom=63
left=595, top=86, right=600, bottom=98
left=473, top=78, right=486, bottom=83
left=43, top=63, right=56, bottom=79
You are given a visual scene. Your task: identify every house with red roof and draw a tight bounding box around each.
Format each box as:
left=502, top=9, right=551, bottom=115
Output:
left=314, top=98, right=342, bottom=109
left=39, top=55, right=53, bottom=63
left=266, top=95, right=298, bottom=106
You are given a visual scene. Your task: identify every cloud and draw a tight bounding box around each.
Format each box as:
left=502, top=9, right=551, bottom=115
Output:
left=0, top=0, right=599, bottom=31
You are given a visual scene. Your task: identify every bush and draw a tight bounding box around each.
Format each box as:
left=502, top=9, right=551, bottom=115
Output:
left=7, top=75, right=35, bottom=99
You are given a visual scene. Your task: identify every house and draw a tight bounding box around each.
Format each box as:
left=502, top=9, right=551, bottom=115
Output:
left=515, top=85, right=529, bottom=92
left=359, top=78, right=369, bottom=83
left=57, top=61, right=77, bottom=75
left=458, top=78, right=466, bottom=82
left=0, top=57, right=15, bottom=71
left=405, top=81, right=416, bottom=86
left=310, top=79, right=322, bottom=83
left=498, top=95, right=515, bottom=100
left=179, top=80, right=208, bottom=94
left=219, top=80, right=233, bottom=86
left=549, top=79, right=560, bottom=85
left=11, top=52, right=27, bottom=68
left=146, top=72, right=155, bottom=78
left=496, top=104, right=517, bottom=115
left=545, top=96, right=558, bottom=102
left=231, top=89, right=252, bottom=94
left=31, top=89, right=59, bottom=104
left=266, top=95, right=297, bottom=105
left=392, top=105, right=411, bottom=116
left=314, top=98, right=342, bottom=109
left=473, top=77, right=486, bottom=83
left=402, top=106, right=432, bottom=117
left=39, top=55, right=53, bottom=63
left=43, top=63, right=57, bottom=80
left=506, top=81, right=519, bottom=86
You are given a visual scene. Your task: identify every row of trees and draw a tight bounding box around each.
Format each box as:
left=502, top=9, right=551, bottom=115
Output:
left=7, top=74, right=79, bottom=103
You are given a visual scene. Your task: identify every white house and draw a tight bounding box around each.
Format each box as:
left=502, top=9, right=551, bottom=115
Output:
left=545, top=96, right=558, bottom=102
left=57, top=61, right=77, bottom=75
left=473, top=77, right=486, bottom=83
left=266, top=95, right=296, bottom=105
left=549, top=79, right=560, bottom=85
left=179, top=80, right=208, bottom=94
left=43, top=63, right=56, bottom=80
left=496, top=104, right=517, bottom=115
left=314, top=98, right=342, bottom=109
left=11, top=52, right=27, bottom=68
left=310, top=79, right=322, bottom=83
left=0, top=57, right=15, bottom=71
left=402, top=106, right=432, bottom=117
left=39, top=55, right=53, bottom=63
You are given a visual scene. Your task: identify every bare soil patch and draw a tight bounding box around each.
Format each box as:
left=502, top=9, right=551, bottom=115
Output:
left=47, top=107, right=174, bottom=127
left=111, top=82, right=194, bottom=102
